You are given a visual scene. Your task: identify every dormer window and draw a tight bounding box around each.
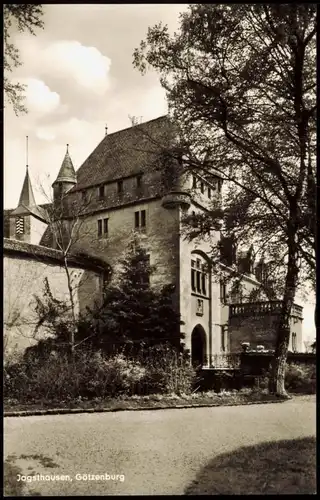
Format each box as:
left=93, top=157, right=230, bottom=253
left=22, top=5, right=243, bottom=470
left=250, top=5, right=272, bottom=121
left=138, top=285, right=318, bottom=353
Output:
left=200, top=181, right=205, bottom=194
left=192, top=175, right=197, bottom=189
left=208, top=187, right=211, bottom=199
left=99, top=185, right=105, bottom=199
left=117, top=180, right=123, bottom=194
left=137, top=175, right=142, bottom=189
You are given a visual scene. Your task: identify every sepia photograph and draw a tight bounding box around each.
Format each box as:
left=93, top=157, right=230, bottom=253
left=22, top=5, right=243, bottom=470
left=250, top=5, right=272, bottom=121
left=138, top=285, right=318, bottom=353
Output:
left=3, top=3, right=316, bottom=496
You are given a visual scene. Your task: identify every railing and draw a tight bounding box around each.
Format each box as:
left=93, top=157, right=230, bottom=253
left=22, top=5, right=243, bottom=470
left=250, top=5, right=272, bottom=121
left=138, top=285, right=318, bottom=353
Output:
left=202, top=353, right=241, bottom=369
left=229, top=301, right=303, bottom=319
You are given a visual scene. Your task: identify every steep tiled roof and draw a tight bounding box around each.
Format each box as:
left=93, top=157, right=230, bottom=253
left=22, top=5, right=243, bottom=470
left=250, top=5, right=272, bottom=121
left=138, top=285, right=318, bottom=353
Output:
left=53, top=146, right=77, bottom=185
left=72, top=115, right=173, bottom=191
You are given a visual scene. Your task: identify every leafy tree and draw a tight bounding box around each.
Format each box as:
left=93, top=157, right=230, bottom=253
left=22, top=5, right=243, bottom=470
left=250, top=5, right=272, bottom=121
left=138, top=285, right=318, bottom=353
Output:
left=4, top=4, right=44, bottom=115
left=134, top=4, right=316, bottom=396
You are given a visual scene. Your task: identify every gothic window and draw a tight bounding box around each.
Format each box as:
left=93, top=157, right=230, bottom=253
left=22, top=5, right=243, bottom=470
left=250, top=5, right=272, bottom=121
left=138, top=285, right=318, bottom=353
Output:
left=200, top=181, right=205, bottom=194
left=15, top=217, right=25, bottom=235
left=208, top=187, right=211, bottom=199
left=117, top=180, right=123, bottom=194
left=191, top=258, right=208, bottom=296
left=136, top=175, right=142, bottom=189
left=192, top=175, right=197, bottom=189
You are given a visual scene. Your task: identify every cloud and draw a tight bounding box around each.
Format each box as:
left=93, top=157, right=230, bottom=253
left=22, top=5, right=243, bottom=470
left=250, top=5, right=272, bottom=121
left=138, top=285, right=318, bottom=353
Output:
left=16, top=78, right=60, bottom=115
left=44, top=41, right=111, bottom=94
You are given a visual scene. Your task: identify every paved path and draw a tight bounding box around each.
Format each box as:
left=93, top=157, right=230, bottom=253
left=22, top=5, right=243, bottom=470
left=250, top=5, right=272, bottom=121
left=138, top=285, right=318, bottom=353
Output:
left=4, top=396, right=316, bottom=496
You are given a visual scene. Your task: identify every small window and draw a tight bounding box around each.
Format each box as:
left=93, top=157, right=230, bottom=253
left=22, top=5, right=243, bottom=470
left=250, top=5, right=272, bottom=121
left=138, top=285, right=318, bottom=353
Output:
left=15, top=217, right=25, bottom=235
left=221, top=326, right=227, bottom=352
left=191, top=268, right=196, bottom=292
left=196, top=271, right=201, bottom=293
left=99, top=186, right=104, bottom=199
left=208, top=187, right=211, bottom=199
left=135, top=210, right=146, bottom=229
left=98, top=219, right=102, bottom=237
left=200, top=181, right=204, bottom=194
left=220, top=281, right=227, bottom=303
left=117, top=180, right=123, bottom=194
left=137, top=175, right=142, bottom=189
left=103, top=218, right=109, bottom=235
left=192, top=175, right=197, bottom=189
left=292, top=332, right=297, bottom=352
left=135, top=211, right=140, bottom=228
left=191, top=211, right=197, bottom=228
left=141, top=210, right=146, bottom=227
left=201, top=274, right=206, bottom=295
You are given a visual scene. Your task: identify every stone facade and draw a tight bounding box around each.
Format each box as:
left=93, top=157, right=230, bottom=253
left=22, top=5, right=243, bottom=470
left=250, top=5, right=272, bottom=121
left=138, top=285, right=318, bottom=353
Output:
left=5, top=115, right=304, bottom=360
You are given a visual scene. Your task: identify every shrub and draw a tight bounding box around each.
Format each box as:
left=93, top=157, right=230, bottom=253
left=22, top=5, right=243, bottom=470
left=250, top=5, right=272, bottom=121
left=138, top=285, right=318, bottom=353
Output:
left=255, top=362, right=316, bottom=394
left=4, top=350, right=147, bottom=402
left=135, top=344, right=197, bottom=395
left=285, top=363, right=316, bottom=394
left=4, top=344, right=197, bottom=403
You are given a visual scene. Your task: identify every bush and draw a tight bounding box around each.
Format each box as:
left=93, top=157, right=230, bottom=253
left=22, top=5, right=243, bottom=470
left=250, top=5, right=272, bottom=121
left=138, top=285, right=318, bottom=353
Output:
left=4, top=344, right=197, bottom=403
left=135, top=344, right=197, bottom=395
left=255, top=362, right=316, bottom=394
left=4, top=351, right=146, bottom=402
left=285, top=363, right=316, bottom=394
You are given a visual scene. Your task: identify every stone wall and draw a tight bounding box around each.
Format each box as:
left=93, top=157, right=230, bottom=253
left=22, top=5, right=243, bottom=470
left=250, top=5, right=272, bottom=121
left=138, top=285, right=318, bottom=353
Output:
left=229, top=308, right=303, bottom=352
left=4, top=239, right=106, bottom=358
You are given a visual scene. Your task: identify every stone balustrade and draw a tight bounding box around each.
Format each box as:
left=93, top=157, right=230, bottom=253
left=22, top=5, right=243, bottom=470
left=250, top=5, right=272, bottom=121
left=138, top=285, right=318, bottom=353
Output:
left=229, top=300, right=303, bottom=319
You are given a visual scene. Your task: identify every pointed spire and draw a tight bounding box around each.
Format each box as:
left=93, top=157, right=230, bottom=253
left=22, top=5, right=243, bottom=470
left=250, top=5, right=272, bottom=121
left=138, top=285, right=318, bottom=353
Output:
left=17, top=168, right=37, bottom=208
left=53, top=144, right=76, bottom=185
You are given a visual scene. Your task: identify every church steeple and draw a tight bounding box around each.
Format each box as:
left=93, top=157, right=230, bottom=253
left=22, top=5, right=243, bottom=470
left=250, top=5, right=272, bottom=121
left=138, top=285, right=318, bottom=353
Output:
left=10, top=154, right=47, bottom=244
left=52, top=144, right=77, bottom=201
left=17, top=166, right=37, bottom=208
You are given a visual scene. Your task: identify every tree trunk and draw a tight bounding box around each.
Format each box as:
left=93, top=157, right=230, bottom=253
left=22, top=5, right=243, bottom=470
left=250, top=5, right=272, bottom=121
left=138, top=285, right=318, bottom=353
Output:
left=64, top=256, right=77, bottom=362
left=269, top=232, right=299, bottom=398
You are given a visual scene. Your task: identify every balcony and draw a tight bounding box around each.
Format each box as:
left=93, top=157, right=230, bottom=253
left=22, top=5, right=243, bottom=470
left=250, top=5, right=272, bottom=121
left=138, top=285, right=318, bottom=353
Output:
left=229, top=301, right=303, bottom=320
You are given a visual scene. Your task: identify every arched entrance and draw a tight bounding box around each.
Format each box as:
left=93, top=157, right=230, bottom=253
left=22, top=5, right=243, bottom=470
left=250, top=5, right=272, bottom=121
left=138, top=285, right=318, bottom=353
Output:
left=191, top=325, right=207, bottom=367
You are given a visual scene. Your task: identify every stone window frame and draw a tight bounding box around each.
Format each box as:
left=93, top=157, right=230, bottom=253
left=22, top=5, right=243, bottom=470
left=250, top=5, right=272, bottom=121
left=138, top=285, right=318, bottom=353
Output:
left=98, top=217, right=109, bottom=238
left=134, top=209, right=147, bottom=230
left=191, top=258, right=208, bottom=297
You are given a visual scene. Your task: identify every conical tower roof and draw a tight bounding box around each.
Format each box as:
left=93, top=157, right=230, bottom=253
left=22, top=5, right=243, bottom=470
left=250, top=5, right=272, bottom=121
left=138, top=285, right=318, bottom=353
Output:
left=11, top=167, right=47, bottom=221
left=17, top=167, right=36, bottom=207
left=53, top=145, right=76, bottom=185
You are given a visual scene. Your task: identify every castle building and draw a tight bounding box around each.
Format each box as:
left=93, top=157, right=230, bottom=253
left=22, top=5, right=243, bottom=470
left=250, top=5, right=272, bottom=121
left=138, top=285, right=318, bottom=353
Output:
left=4, top=116, right=303, bottom=361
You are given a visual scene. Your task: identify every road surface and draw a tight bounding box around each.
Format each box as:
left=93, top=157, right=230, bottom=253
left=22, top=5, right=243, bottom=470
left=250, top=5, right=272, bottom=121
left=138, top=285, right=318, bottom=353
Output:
left=4, top=396, right=316, bottom=495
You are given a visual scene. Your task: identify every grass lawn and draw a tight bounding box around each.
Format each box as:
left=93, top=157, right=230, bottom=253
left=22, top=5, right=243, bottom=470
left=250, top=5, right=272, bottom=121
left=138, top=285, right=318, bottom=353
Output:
left=185, top=436, right=316, bottom=495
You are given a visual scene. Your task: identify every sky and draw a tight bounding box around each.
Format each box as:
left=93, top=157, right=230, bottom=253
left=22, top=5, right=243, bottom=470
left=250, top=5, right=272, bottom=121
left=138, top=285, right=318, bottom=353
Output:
left=4, top=4, right=315, bottom=343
